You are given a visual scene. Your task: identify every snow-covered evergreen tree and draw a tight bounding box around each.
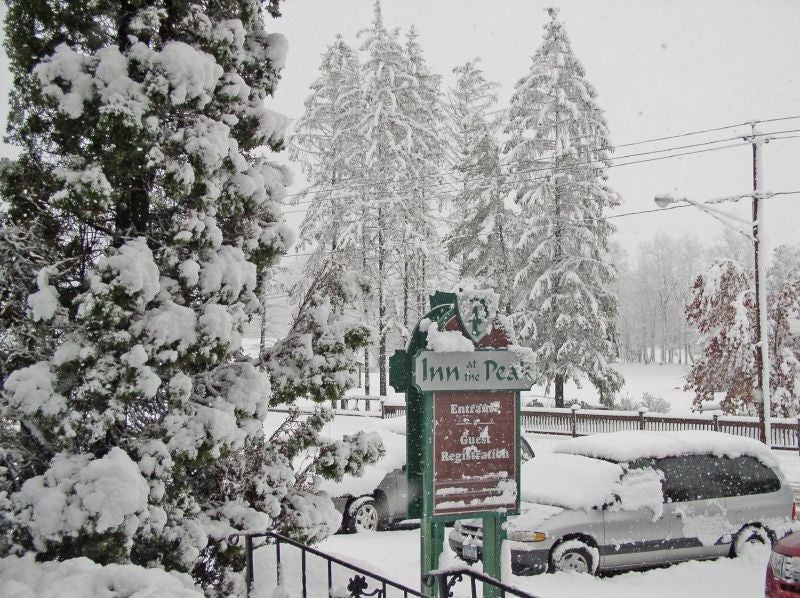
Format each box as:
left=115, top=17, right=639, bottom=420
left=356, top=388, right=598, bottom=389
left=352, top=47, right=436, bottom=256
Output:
left=446, top=59, right=518, bottom=314
left=0, top=1, right=376, bottom=593
left=686, top=258, right=800, bottom=416
left=358, top=1, right=440, bottom=394
left=401, top=25, right=444, bottom=327
left=503, top=8, right=623, bottom=407
left=290, top=34, right=365, bottom=276
left=289, top=34, right=376, bottom=394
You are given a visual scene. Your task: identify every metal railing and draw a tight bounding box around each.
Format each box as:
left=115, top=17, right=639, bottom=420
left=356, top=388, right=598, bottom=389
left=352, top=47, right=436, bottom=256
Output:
left=271, top=398, right=407, bottom=419
left=521, top=406, right=800, bottom=453
left=228, top=530, right=425, bottom=598
left=228, top=532, right=543, bottom=598
left=423, top=568, right=541, bottom=598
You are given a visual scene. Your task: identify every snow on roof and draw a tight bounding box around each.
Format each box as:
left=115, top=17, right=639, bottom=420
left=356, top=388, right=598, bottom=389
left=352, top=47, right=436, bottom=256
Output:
left=552, top=430, right=778, bottom=468
left=519, top=452, right=663, bottom=516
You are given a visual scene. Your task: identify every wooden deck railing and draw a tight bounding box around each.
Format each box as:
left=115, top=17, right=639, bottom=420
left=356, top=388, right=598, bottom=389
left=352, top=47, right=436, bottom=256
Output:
left=521, top=406, right=800, bottom=453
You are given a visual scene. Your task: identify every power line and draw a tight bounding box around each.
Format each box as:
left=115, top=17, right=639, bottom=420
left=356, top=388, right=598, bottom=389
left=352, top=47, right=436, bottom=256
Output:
left=282, top=140, right=747, bottom=216
left=281, top=190, right=800, bottom=259
left=284, top=126, right=800, bottom=213
left=285, top=116, right=800, bottom=201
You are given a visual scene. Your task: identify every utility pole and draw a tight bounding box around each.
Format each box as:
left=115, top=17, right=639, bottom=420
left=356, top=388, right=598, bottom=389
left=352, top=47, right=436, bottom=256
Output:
left=750, top=123, right=772, bottom=447
left=653, top=120, right=774, bottom=447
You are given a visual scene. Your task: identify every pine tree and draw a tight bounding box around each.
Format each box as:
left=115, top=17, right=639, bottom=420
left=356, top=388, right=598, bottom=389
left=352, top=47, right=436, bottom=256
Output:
left=358, top=1, right=440, bottom=395
left=401, top=26, right=443, bottom=327
left=291, top=34, right=365, bottom=272
left=0, top=1, right=375, bottom=593
left=504, top=8, right=622, bottom=407
left=446, top=59, right=518, bottom=314
left=289, top=34, right=375, bottom=395
left=686, top=258, right=800, bottom=416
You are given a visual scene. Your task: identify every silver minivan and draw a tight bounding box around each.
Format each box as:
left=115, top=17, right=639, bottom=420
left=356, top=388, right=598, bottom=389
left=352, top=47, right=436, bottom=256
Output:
left=449, top=432, right=795, bottom=575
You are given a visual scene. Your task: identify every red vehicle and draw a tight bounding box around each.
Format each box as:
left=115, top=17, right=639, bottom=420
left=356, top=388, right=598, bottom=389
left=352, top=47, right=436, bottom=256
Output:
left=766, top=515, right=800, bottom=597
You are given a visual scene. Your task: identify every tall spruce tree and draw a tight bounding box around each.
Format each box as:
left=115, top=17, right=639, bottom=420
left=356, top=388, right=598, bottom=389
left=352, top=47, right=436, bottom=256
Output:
left=289, top=34, right=375, bottom=393
left=504, top=8, right=622, bottom=407
left=0, top=1, right=377, bottom=593
left=358, top=1, right=440, bottom=394
left=446, top=59, right=518, bottom=314
left=401, top=25, right=443, bottom=327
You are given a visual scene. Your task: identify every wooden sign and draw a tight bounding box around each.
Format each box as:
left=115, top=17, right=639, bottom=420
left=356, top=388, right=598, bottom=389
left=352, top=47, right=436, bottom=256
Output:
left=432, top=391, right=517, bottom=516
left=413, top=350, right=532, bottom=392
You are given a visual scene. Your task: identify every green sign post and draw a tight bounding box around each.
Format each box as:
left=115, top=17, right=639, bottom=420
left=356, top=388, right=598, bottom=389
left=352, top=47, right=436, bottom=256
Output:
left=389, top=292, right=534, bottom=598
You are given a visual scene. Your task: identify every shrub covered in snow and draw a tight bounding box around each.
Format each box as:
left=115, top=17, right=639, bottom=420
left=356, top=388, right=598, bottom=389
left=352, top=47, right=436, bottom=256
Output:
left=0, top=553, right=204, bottom=598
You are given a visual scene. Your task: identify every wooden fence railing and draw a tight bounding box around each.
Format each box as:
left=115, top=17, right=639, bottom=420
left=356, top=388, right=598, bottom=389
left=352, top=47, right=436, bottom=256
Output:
left=520, top=406, right=800, bottom=453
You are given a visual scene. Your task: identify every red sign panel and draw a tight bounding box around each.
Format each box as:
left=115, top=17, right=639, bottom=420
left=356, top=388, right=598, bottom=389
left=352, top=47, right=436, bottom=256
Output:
left=432, top=391, right=517, bottom=517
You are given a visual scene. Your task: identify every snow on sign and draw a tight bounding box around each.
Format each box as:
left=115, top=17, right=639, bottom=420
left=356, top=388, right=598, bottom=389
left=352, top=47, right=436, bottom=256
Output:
left=433, top=391, right=517, bottom=516
left=413, top=350, right=532, bottom=392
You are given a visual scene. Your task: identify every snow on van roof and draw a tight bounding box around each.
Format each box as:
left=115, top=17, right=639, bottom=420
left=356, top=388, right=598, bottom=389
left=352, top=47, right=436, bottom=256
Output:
left=552, top=430, right=778, bottom=467
left=519, top=452, right=664, bottom=516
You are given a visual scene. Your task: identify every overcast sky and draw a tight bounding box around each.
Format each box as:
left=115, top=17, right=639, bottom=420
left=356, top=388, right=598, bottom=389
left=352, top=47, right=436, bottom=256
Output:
left=2, top=0, right=799, bottom=265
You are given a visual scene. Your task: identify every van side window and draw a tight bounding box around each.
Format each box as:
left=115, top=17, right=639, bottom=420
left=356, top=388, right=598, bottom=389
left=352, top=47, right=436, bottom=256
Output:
left=656, top=455, right=781, bottom=502
left=656, top=456, right=727, bottom=502
left=719, top=456, right=781, bottom=496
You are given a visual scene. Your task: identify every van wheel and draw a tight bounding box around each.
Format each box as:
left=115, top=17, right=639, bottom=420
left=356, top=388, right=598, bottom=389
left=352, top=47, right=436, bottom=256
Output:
left=730, top=524, right=771, bottom=557
left=549, top=539, right=598, bottom=575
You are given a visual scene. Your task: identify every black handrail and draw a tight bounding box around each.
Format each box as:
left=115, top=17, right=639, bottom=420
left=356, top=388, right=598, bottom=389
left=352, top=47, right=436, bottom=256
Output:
left=228, top=531, right=544, bottom=597
left=423, top=567, right=542, bottom=598
left=228, top=530, right=426, bottom=598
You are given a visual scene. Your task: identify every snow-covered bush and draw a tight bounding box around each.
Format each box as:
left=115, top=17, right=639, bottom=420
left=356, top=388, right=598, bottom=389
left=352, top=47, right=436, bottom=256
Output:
left=0, top=553, right=204, bottom=598
left=640, top=392, right=671, bottom=414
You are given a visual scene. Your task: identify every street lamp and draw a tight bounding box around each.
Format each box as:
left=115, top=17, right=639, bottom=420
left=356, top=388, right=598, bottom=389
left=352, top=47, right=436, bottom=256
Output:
left=653, top=190, right=772, bottom=447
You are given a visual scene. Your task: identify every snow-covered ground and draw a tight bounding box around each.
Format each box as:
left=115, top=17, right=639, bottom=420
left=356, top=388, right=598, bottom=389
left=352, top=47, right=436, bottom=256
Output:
left=259, top=409, right=800, bottom=597
left=255, top=528, right=772, bottom=598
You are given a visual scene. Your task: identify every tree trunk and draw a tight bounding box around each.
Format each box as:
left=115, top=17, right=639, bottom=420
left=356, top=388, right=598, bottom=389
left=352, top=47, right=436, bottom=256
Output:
left=555, top=374, right=565, bottom=408
left=378, top=207, right=387, bottom=397
left=362, top=218, right=370, bottom=395
left=403, top=248, right=409, bottom=329
left=364, top=346, right=370, bottom=395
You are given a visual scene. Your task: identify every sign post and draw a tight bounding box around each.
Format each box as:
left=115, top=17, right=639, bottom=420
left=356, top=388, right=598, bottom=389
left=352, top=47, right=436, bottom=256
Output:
left=389, top=291, right=533, bottom=598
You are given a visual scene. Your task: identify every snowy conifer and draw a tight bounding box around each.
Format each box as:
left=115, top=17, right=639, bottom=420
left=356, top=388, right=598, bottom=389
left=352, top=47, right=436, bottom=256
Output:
left=400, top=25, right=443, bottom=329
left=504, top=8, right=622, bottom=407
left=358, top=1, right=440, bottom=394
left=446, top=60, right=518, bottom=314
left=289, top=34, right=380, bottom=395
left=291, top=35, right=366, bottom=275
left=0, top=0, right=375, bottom=593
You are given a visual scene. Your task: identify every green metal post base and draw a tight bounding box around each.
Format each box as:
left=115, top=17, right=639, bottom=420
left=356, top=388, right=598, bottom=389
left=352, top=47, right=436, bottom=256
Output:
left=482, top=515, right=507, bottom=598
left=421, top=517, right=445, bottom=597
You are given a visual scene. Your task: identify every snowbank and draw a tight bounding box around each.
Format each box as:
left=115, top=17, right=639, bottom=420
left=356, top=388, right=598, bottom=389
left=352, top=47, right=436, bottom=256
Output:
left=0, top=554, right=203, bottom=598
left=553, top=430, right=778, bottom=467
left=518, top=452, right=663, bottom=516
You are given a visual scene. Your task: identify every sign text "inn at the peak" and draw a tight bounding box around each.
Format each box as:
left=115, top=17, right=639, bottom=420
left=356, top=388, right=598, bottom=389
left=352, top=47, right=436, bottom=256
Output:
left=413, top=350, right=533, bottom=392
